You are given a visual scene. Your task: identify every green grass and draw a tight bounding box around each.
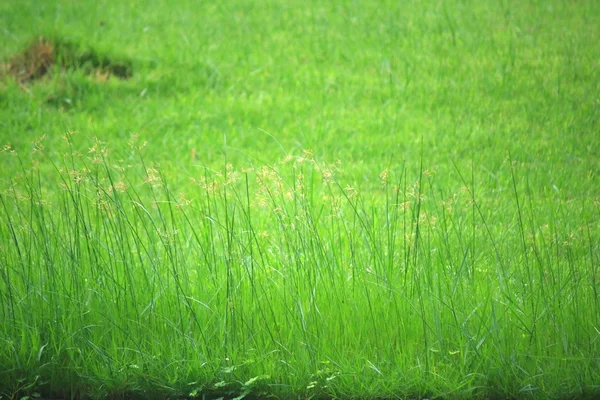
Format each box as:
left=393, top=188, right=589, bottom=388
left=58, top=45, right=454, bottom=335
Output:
left=1, top=0, right=599, bottom=399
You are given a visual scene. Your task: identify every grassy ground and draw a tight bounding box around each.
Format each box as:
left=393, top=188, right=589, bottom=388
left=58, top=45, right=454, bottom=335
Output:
left=1, top=0, right=599, bottom=399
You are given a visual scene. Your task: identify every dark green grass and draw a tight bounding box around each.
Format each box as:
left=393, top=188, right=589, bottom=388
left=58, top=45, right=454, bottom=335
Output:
left=1, top=0, right=599, bottom=399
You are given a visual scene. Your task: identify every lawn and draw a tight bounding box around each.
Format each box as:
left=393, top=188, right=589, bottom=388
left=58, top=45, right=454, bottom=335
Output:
left=1, top=0, right=599, bottom=399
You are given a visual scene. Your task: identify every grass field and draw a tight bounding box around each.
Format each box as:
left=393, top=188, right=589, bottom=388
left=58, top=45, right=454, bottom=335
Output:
left=1, top=1, right=599, bottom=399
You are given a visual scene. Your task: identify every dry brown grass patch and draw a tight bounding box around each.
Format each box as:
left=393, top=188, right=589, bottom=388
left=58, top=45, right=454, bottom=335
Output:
left=1, top=36, right=132, bottom=84
left=5, top=37, right=55, bottom=83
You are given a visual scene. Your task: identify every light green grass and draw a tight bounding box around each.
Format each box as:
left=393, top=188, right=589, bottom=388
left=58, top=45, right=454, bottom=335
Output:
left=1, top=0, right=599, bottom=399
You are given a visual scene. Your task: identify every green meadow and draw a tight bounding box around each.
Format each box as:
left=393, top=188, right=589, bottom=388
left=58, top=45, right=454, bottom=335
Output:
left=1, top=1, right=599, bottom=399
